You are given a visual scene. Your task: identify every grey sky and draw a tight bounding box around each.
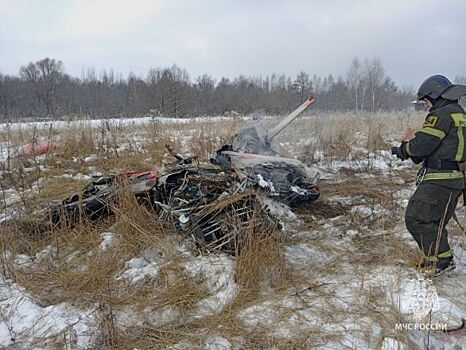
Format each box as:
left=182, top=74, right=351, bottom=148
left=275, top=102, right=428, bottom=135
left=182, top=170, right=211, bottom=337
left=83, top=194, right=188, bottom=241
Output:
left=1, top=0, right=465, bottom=87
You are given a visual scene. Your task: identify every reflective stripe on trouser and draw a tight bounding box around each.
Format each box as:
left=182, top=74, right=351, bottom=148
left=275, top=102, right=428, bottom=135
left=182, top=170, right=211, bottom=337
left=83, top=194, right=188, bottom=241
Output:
left=419, top=170, right=463, bottom=182
left=438, top=250, right=453, bottom=258
left=423, top=250, right=453, bottom=262
left=405, top=183, right=462, bottom=257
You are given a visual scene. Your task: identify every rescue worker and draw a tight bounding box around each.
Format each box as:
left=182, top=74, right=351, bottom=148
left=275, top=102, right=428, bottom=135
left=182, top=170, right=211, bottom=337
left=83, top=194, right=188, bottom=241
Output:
left=392, top=75, right=466, bottom=276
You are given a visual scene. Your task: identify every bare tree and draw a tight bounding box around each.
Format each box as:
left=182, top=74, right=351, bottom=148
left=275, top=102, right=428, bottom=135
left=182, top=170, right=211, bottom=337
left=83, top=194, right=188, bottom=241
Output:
left=0, top=73, right=8, bottom=117
left=293, top=71, right=312, bottom=103
left=1, top=56, right=425, bottom=120
left=195, top=74, right=216, bottom=115
left=346, top=58, right=363, bottom=112
left=364, top=57, right=385, bottom=111
left=19, top=58, right=65, bottom=115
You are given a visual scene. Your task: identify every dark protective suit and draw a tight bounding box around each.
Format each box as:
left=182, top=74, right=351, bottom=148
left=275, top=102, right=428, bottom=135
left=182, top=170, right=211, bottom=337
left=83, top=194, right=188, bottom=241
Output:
left=405, top=101, right=466, bottom=260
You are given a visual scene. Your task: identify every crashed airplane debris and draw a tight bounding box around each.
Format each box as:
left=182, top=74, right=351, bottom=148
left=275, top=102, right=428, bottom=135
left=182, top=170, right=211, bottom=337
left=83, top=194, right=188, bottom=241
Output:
left=8, top=97, right=320, bottom=254
left=212, top=96, right=320, bottom=204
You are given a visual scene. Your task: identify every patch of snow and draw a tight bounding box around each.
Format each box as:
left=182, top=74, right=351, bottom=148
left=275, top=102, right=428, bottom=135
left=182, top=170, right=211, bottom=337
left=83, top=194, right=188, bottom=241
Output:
left=285, top=243, right=330, bottom=269
left=345, top=229, right=359, bottom=238
left=381, top=337, right=407, bottom=350
left=0, top=210, right=17, bottom=223
left=99, top=232, right=118, bottom=252
left=116, top=304, right=180, bottom=329
left=394, top=187, right=415, bottom=207
left=12, top=254, right=33, bottom=269
left=238, top=296, right=333, bottom=339
left=184, top=255, right=238, bottom=317
left=34, top=245, right=56, bottom=263
left=431, top=296, right=466, bottom=327
left=318, top=149, right=415, bottom=174
left=84, top=155, right=99, bottom=163
left=351, top=204, right=390, bottom=221
left=204, top=336, right=232, bottom=350
left=0, top=278, right=97, bottom=348
left=169, top=340, right=197, bottom=350
left=1, top=188, right=21, bottom=206
left=237, top=300, right=281, bottom=329
left=117, top=257, right=160, bottom=284
left=60, top=173, right=92, bottom=181
left=325, top=195, right=354, bottom=206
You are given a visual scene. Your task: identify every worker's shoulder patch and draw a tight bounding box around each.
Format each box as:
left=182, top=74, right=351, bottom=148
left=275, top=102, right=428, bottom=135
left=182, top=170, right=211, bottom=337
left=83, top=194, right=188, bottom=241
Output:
left=451, top=112, right=466, bottom=127
left=423, top=115, right=438, bottom=128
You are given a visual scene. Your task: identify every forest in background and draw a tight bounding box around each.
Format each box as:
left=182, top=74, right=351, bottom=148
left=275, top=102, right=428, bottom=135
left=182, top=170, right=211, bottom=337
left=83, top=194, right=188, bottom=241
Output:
left=1, top=57, right=465, bottom=121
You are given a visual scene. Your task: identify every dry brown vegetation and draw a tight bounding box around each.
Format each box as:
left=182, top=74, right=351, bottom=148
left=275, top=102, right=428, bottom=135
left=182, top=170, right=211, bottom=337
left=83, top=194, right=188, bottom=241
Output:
left=0, top=111, right=449, bottom=349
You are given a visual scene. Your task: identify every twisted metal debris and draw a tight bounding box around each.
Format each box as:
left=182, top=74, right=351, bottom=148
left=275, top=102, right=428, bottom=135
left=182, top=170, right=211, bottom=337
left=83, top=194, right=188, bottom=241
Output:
left=6, top=97, right=320, bottom=254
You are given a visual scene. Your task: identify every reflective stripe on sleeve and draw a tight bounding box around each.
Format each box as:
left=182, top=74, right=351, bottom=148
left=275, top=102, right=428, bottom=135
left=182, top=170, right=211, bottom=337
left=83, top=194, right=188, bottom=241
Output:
left=451, top=113, right=466, bottom=162
left=406, top=142, right=414, bottom=156
left=418, top=126, right=446, bottom=139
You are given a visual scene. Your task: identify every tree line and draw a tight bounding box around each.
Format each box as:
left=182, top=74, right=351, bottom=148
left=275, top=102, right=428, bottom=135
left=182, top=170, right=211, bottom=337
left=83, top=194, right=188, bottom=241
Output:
left=0, top=57, right=464, bottom=121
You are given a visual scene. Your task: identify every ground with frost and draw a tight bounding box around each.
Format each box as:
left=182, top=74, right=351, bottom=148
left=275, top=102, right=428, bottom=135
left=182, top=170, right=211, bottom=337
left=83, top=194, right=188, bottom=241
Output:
left=0, top=114, right=465, bottom=349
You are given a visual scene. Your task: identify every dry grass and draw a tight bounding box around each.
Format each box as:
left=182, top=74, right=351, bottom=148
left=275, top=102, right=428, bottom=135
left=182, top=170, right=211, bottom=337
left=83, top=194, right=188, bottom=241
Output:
left=235, top=222, right=288, bottom=292
left=273, top=110, right=425, bottom=163
left=0, top=111, right=437, bottom=349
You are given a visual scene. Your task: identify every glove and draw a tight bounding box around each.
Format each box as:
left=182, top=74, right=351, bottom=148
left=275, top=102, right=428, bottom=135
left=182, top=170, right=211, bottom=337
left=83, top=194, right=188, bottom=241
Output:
left=391, top=141, right=410, bottom=161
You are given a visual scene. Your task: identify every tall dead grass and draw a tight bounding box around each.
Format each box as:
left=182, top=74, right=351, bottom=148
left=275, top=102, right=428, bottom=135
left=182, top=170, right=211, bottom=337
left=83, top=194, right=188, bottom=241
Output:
left=273, top=111, right=425, bottom=164
left=235, top=221, right=287, bottom=292
left=0, top=112, right=429, bottom=348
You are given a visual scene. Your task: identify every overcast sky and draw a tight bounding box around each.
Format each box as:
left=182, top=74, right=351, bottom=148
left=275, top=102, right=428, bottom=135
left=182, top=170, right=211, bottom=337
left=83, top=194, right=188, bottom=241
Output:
left=1, top=0, right=465, bottom=87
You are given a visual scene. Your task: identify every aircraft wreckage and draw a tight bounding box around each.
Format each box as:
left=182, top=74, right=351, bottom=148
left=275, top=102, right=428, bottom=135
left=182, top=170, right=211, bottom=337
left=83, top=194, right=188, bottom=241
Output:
left=12, top=97, right=320, bottom=254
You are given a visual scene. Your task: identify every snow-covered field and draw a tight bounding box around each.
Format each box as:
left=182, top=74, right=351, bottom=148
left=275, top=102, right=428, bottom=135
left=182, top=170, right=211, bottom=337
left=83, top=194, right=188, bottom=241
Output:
left=0, top=115, right=253, bottom=132
left=0, top=113, right=465, bottom=349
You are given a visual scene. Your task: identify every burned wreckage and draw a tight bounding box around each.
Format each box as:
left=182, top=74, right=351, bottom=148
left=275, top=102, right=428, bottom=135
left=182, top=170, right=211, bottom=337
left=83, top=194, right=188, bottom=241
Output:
left=40, top=97, right=320, bottom=254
